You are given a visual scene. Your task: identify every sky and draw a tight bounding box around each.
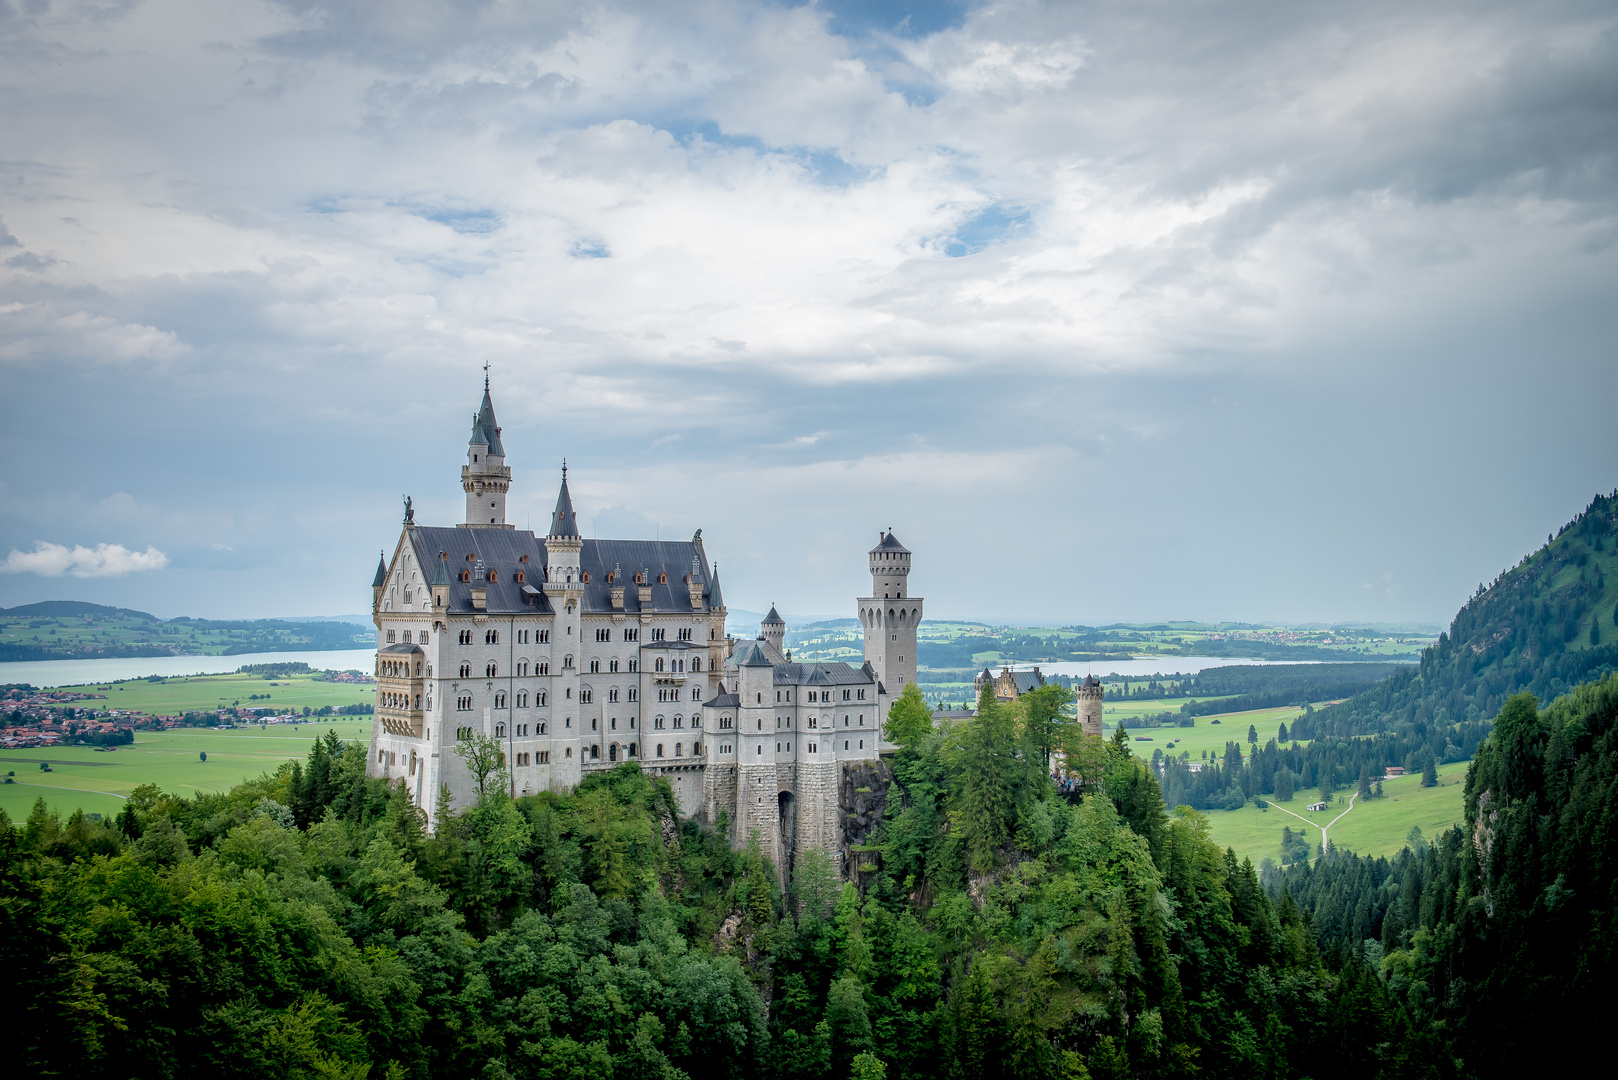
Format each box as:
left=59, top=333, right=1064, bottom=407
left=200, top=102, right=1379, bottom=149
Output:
left=1, top=0, right=1615, bottom=627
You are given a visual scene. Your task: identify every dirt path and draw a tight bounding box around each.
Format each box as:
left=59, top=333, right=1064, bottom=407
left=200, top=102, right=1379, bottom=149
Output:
left=1265, top=789, right=1358, bottom=859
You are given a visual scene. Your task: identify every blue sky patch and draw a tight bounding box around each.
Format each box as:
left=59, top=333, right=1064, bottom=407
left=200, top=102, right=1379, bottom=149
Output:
left=945, top=202, right=1033, bottom=256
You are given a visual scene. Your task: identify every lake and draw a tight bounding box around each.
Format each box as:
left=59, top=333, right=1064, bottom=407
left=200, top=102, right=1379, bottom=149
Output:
left=1, top=648, right=378, bottom=688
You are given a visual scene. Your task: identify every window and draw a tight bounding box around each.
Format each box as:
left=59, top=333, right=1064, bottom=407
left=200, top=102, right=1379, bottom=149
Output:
left=386, top=630, right=396, bottom=643
left=539, top=691, right=548, bottom=706
left=628, top=688, right=638, bottom=702
left=810, top=742, right=817, bottom=753
left=656, top=658, right=665, bottom=672
left=656, top=743, right=664, bottom=757
left=459, top=629, right=472, bottom=645
left=563, top=655, right=574, bottom=669
left=678, top=627, right=691, bottom=641
left=589, top=659, right=600, bottom=673
left=539, top=721, right=547, bottom=734
left=609, top=658, right=619, bottom=673
left=591, top=718, right=597, bottom=730
left=539, top=661, right=549, bottom=676
left=457, top=696, right=472, bottom=711
left=624, top=628, right=638, bottom=642
left=566, top=748, right=572, bottom=757
left=692, top=657, right=702, bottom=671
left=844, top=741, right=849, bottom=750
left=809, top=717, right=817, bottom=728
left=485, top=629, right=499, bottom=644
left=515, top=571, right=524, bottom=584
left=459, top=662, right=471, bottom=678
left=609, top=687, right=619, bottom=703
left=857, top=689, right=866, bottom=700
left=691, top=687, right=701, bottom=700
left=596, top=628, right=611, bottom=642
left=495, top=722, right=505, bottom=737
left=486, top=662, right=497, bottom=677
left=539, top=630, right=550, bottom=643
left=808, top=691, right=816, bottom=703
left=517, top=660, right=528, bottom=676
left=581, top=689, right=593, bottom=704
left=628, top=659, right=638, bottom=673
left=674, top=743, right=682, bottom=756
left=651, top=628, right=666, bottom=642
left=674, top=715, right=683, bottom=729
left=628, top=742, right=637, bottom=757
left=591, top=744, right=600, bottom=759
left=518, top=629, right=527, bottom=643
left=538, top=751, right=550, bottom=763
left=655, top=715, right=665, bottom=730
left=495, top=692, right=506, bottom=708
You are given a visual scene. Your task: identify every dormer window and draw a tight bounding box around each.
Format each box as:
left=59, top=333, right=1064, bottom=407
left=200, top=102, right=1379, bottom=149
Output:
left=515, top=571, right=525, bottom=583
left=658, top=572, right=667, bottom=584
left=581, top=571, right=590, bottom=583
left=460, top=570, right=471, bottom=582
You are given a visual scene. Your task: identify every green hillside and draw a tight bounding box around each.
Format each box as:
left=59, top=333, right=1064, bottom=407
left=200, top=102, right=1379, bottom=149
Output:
left=0, top=601, right=371, bottom=662
left=1300, top=490, right=1618, bottom=739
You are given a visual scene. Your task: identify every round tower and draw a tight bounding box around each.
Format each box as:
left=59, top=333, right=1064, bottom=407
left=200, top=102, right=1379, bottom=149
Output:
left=760, top=606, right=785, bottom=655
left=1078, top=675, right=1104, bottom=738
left=860, top=530, right=923, bottom=695
left=461, top=371, right=513, bottom=529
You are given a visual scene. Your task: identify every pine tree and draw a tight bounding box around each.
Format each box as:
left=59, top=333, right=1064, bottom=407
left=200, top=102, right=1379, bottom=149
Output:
left=1420, top=755, right=1437, bottom=787
left=1248, top=723, right=1258, bottom=744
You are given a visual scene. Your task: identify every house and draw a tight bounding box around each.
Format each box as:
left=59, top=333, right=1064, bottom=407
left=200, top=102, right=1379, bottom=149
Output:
left=1384, top=766, right=1405, bottom=777
left=1307, top=801, right=1328, bottom=812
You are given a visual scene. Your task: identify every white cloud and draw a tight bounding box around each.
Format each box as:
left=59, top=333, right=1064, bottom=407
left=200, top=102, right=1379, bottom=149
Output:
left=1, top=541, right=170, bottom=578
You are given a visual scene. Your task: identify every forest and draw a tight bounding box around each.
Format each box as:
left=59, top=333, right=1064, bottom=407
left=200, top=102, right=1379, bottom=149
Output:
left=1267, top=673, right=1618, bottom=1078
left=1, top=681, right=1439, bottom=1080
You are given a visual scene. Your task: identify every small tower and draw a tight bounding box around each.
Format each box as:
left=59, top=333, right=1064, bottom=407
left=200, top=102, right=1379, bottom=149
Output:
left=1078, top=675, right=1104, bottom=738
left=460, top=371, right=513, bottom=529
left=860, top=530, right=924, bottom=694
left=760, top=605, right=785, bottom=656
left=371, top=551, right=387, bottom=608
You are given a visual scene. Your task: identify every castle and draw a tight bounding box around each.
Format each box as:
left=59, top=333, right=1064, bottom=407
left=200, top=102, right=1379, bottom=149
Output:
left=366, top=378, right=920, bottom=877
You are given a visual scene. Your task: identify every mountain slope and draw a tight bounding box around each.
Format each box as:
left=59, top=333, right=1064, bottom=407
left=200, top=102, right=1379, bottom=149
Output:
left=1301, top=491, right=1618, bottom=739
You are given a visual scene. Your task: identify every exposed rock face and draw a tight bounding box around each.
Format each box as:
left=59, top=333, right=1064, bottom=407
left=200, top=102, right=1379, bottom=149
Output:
left=839, top=758, right=895, bottom=879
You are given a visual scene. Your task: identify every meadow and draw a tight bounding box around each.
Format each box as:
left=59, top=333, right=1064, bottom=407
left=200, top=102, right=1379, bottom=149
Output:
left=0, top=720, right=372, bottom=821
left=50, top=669, right=375, bottom=715
left=1199, top=761, right=1470, bottom=866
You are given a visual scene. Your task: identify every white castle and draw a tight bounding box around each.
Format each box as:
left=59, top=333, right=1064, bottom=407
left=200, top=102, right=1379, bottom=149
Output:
left=366, top=378, right=922, bottom=876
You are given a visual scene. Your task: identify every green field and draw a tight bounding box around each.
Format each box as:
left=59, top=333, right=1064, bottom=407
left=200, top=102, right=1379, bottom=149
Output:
left=45, top=670, right=375, bottom=715
left=0, top=721, right=372, bottom=821
left=1113, top=704, right=1307, bottom=757
left=1200, top=761, right=1470, bottom=866
left=0, top=600, right=370, bottom=661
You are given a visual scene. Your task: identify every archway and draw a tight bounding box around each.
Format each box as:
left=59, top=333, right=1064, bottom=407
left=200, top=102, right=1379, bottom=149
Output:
left=777, top=790, right=797, bottom=877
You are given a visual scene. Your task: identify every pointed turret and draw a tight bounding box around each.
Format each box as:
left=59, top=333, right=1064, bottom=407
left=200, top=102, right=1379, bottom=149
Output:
left=460, top=372, right=513, bottom=529
left=371, top=551, right=387, bottom=609
left=548, top=466, right=579, bottom=539
left=709, top=562, right=725, bottom=611
left=761, top=605, right=785, bottom=655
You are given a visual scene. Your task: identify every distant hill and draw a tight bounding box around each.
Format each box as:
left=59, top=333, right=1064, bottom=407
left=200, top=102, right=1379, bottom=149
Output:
left=0, top=600, right=160, bottom=621
left=1302, top=490, right=1618, bottom=738
left=0, top=603, right=372, bottom=662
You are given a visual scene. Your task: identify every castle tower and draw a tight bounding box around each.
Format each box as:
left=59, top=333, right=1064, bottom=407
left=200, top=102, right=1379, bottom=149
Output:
left=543, top=466, right=585, bottom=784
left=760, top=605, right=785, bottom=655
left=1078, top=675, right=1104, bottom=738
left=460, top=372, right=513, bottom=529
left=859, top=530, right=923, bottom=694
left=733, top=641, right=783, bottom=866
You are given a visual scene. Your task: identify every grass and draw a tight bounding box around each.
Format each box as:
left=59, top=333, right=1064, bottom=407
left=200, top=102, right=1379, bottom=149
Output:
left=1, top=608, right=369, bottom=661
left=1200, top=761, right=1470, bottom=866
left=1115, top=705, right=1309, bottom=758
left=43, top=670, right=375, bottom=716
left=0, top=720, right=372, bottom=822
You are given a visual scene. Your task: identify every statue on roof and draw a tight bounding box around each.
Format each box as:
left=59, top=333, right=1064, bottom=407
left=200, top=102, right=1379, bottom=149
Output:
left=403, top=495, right=414, bottom=525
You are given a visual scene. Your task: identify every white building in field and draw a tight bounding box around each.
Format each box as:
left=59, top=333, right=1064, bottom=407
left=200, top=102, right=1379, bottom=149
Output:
left=366, top=377, right=924, bottom=876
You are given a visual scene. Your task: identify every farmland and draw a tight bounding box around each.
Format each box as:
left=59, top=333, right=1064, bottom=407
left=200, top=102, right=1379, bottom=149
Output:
left=0, top=720, right=373, bottom=822
left=40, top=668, right=376, bottom=717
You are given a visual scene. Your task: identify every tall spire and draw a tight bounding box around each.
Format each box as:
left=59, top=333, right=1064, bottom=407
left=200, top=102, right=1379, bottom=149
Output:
left=548, top=466, right=579, bottom=539
left=709, top=561, right=725, bottom=610
left=461, top=371, right=513, bottom=528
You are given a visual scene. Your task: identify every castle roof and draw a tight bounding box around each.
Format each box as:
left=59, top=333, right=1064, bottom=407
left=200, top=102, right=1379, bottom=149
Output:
left=762, top=605, right=784, bottom=626
left=469, top=386, right=504, bottom=455
left=430, top=553, right=452, bottom=587
left=704, top=686, right=741, bottom=709
left=548, top=472, right=578, bottom=539
left=708, top=563, right=725, bottom=611
left=871, top=531, right=909, bottom=554
left=372, top=552, right=387, bottom=588
left=403, top=526, right=716, bottom=616
left=737, top=641, right=774, bottom=667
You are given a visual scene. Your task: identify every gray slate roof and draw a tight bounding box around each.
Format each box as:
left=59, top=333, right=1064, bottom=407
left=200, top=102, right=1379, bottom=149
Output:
left=762, top=605, right=784, bottom=625
left=373, top=553, right=387, bottom=588
left=548, top=476, right=579, bottom=538
left=871, top=531, right=910, bottom=553
left=405, top=525, right=715, bottom=616
left=470, top=387, right=504, bottom=456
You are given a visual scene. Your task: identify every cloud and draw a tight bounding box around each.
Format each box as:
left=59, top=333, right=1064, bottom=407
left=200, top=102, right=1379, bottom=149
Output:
left=1, top=542, right=170, bottom=578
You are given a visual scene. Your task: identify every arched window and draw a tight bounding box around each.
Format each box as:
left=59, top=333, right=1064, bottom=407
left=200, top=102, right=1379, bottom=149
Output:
left=495, top=723, right=505, bottom=737
left=459, top=662, right=471, bottom=678
left=674, top=743, right=682, bottom=757
left=486, top=662, right=497, bottom=677
left=609, top=658, right=619, bottom=673
left=590, top=744, right=600, bottom=759
left=655, top=657, right=665, bottom=672
left=656, top=743, right=664, bottom=757
left=539, top=661, right=549, bottom=675
left=495, top=692, right=506, bottom=708
left=609, top=687, right=619, bottom=703
left=539, top=692, right=548, bottom=706
left=517, top=660, right=528, bottom=676
left=563, top=655, right=574, bottom=669
left=628, top=742, right=637, bottom=757
left=692, top=657, right=702, bottom=671
left=517, top=691, right=527, bottom=708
